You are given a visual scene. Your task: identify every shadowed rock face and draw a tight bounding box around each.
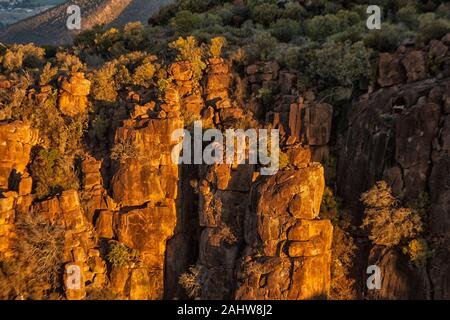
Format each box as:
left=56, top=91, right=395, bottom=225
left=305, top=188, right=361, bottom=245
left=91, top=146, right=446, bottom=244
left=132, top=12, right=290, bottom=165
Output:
left=0, top=0, right=172, bottom=45
left=338, top=36, right=450, bottom=300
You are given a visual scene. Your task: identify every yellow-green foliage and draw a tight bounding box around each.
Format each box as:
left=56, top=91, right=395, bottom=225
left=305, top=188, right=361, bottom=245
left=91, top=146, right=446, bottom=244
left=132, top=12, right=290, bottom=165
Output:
left=131, top=55, right=157, bottom=88
left=39, top=63, right=58, bottom=86
left=107, top=243, right=139, bottom=268
left=361, top=181, right=424, bottom=247
left=92, top=22, right=149, bottom=57
left=91, top=52, right=159, bottom=101
left=403, top=238, right=432, bottom=267
left=31, top=148, right=79, bottom=199
left=169, top=36, right=206, bottom=84
left=1, top=44, right=45, bottom=72
left=209, top=36, right=226, bottom=58
left=55, top=52, right=84, bottom=72
left=320, top=187, right=342, bottom=224
left=278, top=151, right=289, bottom=170
left=91, top=61, right=118, bottom=102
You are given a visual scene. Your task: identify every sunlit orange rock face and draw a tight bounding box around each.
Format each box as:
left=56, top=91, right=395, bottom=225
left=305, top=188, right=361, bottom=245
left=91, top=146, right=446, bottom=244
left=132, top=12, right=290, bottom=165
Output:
left=235, top=165, right=333, bottom=300
left=0, top=121, right=38, bottom=191
left=0, top=57, right=335, bottom=300
left=58, top=73, right=91, bottom=117
left=0, top=121, right=38, bottom=259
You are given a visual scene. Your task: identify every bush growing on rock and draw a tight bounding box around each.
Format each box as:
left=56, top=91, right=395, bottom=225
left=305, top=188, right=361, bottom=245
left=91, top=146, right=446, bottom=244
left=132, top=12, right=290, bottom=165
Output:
left=55, top=52, right=84, bottom=73
left=107, top=242, right=139, bottom=268
left=131, top=55, right=157, bottom=88
left=179, top=265, right=204, bottom=299
left=169, top=36, right=207, bottom=84
left=91, top=62, right=119, bottom=102
left=361, top=181, right=424, bottom=247
left=111, top=140, right=139, bottom=163
left=209, top=36, right=227, bottom=58
left=170, top=10, right=203, bottom=34
left=330, top=226, right=357, bottom=300
left=403, top=238, right=432, bottom=267
left=320, top=187, right=342, bottom=224
left=0, top=210, right=65, bottom=299
left=39, top=63, right=58, bottom=86
left=31, top=148, right=80, bottom=199
left=1, top=44, right=45, bottom=72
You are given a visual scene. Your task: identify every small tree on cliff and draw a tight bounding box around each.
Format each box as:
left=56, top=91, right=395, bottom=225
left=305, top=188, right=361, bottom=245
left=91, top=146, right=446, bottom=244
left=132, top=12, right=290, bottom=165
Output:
left=169, top=36, right=206, bottom=85
left=361, top=181, right=424, bottom=247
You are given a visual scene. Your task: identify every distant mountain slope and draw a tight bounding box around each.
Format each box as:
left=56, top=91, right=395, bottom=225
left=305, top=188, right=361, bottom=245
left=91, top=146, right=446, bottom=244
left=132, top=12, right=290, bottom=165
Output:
left=0, top=0, right=171, bottom=45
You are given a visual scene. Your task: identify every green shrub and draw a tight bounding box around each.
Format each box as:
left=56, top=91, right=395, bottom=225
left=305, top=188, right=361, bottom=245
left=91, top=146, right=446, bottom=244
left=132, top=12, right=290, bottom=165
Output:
left=278, top=151, right=289, bottom=170
left=320, top=187, right=342, bottom=224
left=39, top=63, right=58, bottom=86
left=436, top=3, right=450, bottom=20
left=403, top=238, right=432, bottom=267
left=418, top=13, right=450, bottom=44
left=245, top=31, right=279, bottom=62
left=305, top=14, right=340, bottom=42
left=209, top=36, right=227, bottom=58
left=270, top=18, right=302, bottom=42
left=131, top=55, right=157, bottom=88
left=397, top=5, right=419, bottom=29
left=178, top=0, right=221, bottom=13
left=407, top=192, right=430, bottom=219
left=361, top=181, right=424, bottom=247
left=169, top=36, right=207, bottom=84
left=280, top=2, right=307, bottom=20
left=55, top=52, right=84, bottom=72
left=363, top=23, right=407, bottom=51
left=256, top=87, right=274, bottom=108
left=1, top=44, right=45, bottom=72
left=214, top=4, right=234, bottom=25
left=330, top=226, right=357, bottom=300
left=107, top=242, right=139, bottom=268
left=170, top=10, right=202, bottom=34
left=307, top=40, right=372, bottom=88
left=31, top=148, right=80, bottom=199
left=91, top=62, right=119, bottom=102
left=250, top=3, right=282, bottom=27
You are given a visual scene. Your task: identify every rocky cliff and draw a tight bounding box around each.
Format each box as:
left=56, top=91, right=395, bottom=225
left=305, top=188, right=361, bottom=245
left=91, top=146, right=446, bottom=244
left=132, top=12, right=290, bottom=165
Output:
left=338, top=34, right=450, bottom=300
left=0, top=43, right=334, bottom=300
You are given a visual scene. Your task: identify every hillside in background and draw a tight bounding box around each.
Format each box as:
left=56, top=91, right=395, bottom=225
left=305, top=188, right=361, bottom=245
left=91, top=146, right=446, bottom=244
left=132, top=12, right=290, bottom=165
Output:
left=0, top=0, right=65, bottom=27
left=0, top=0, right=171, bottom=45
